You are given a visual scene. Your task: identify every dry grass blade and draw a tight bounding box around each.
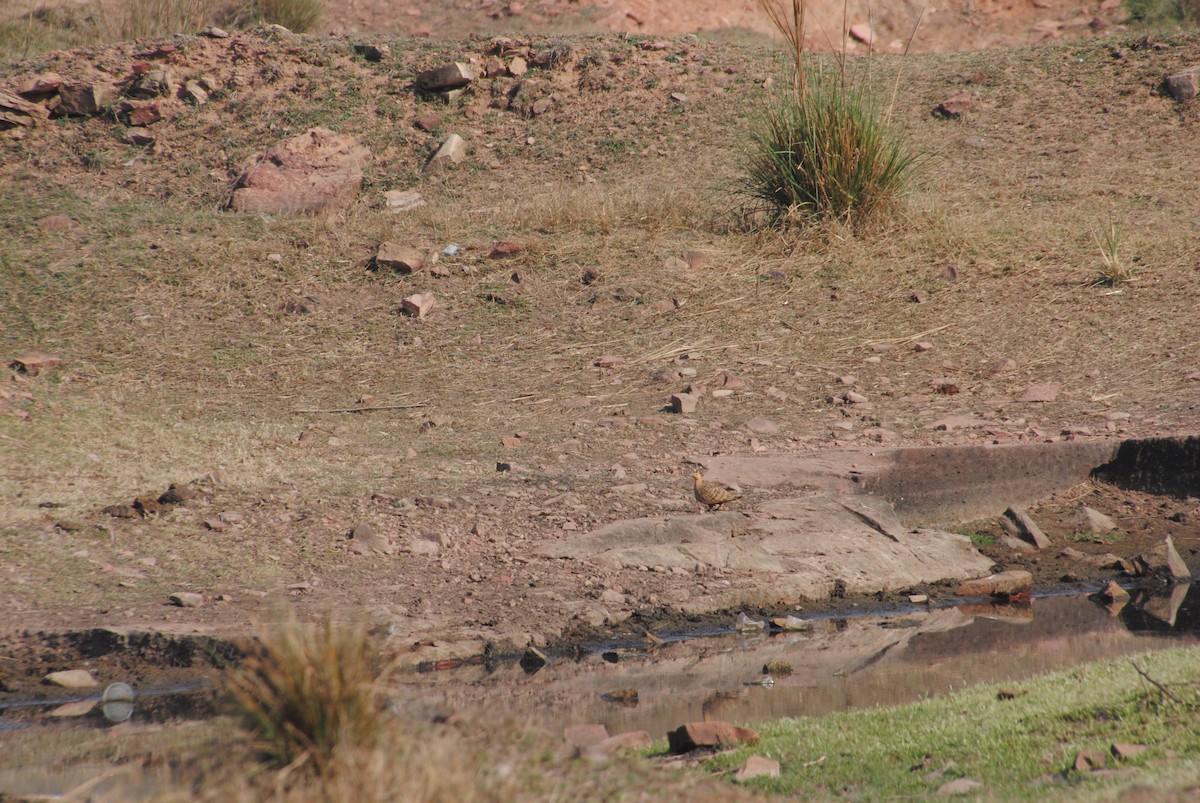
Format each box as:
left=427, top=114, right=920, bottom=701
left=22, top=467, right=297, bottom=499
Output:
left=225, top=614, right=385, bottom=775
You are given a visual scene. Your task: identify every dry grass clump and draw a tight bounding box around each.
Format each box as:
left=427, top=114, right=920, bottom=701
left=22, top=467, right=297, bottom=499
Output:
left=1092, top=221, right=1137, bottom=287
left=0, top=1, right=234, bottom=60
left=252, top=0, right=322, bottom=33
left=744, top=0, right=918, bottom=227
left=226, top=614, right=385, bottom=775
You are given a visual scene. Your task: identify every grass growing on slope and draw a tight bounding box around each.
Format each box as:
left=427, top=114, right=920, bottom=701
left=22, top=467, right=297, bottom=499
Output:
left=698, top=645, right=1200, bottom=799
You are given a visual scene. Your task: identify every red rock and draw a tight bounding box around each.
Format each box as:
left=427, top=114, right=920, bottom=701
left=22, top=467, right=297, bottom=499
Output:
left=57, top=82, right=113, bottom=117
left=955, top=570, right=1032, bottom=597
left=17, top=73, right=64, bottom=98
left=126, top=103, right=161, bottom=127
left=0, top=89, right=50, bottom=127
left=1019, top=383, right=1060, bottom=402
left=230, top=127, right=370, bottom=215
left=375, top=242, right=425, bottom=273
left=1111, top=743, right=1146, bottom=760
left=668, top=721, right=758, bottom=753
left=414, top=113, right=442, bottom=131
left=594, top=355, right=624, bottom=368
left=488, top=240, right=526, bottom=259
left=1074, top=749, right=1106, bottom=772
left=400, top=293, right=435, bottom=319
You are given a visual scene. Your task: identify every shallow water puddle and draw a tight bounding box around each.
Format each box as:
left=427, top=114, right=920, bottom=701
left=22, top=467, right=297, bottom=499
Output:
left=387, top=584, right=1200, bottom=737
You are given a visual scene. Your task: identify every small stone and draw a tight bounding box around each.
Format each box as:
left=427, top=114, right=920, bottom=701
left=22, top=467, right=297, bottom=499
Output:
left=667, top=721, right=758, bottom=753
left=181, top=80, right=209, bottom=105
left=203, top=516, right=229, bottom=532
left=735, top=612, right=766, bottom=631
left=1004, top=507, right=1051, bottom=549
left=990, top=358, right=1017, bottom=374
left=594, top=355, right=624, bottom=368
left=17, top=73, right=65, bottom=98
left=426, top=133, right=467, bottom=170
left=416, top=62, right=476, bottom=92
left=169, top=591, right=203, bottom=608
left=353, top=43, right=389, bottom=62
left=1164, top=66, right=1200, bottom=101
left=914, top=341, right=934, bottom=352
left=198, top=26, right=230, bottom=38
left=735, top=755, right=781, bottom=782
left=934, top=91, right=974, bottom=118
left=848, top=23, right=874, bottom=44
left=401, top=293, right=435, bottom=318
left=955, top=570, right=1032, bottom=597
left=44, top=669, right=99, bottom=689
left=9, top=349, right=59, bottom=375
left=1111, top=743, right=1146, bottom=760
left=1074, top=506, right=1116, bottom=535
left=58, top=82, right=113, bottom=117
left=410, top=537, right=440, bottom=556
left=909, top=594, right=929, bottom=604
left=520, top=646, right=548, bottom=671
left=488, top=240, right=526, bottom=259
left=844, top=391, right=868, bottom=404
left=350, top=524, right=393, bottom=555
left=508, top=56, right=528, bottom=77
left=375, top=242, right=425, bottom=273
left=125, top=103, right=162, bottom=127
left=744, top=417, right=780, bottom=434
left=670, top=392, right=699, bottom=414
left=1134, top=536, right=1191, bottom=580
left=769, top=615, right=812, bottom=631
left=384, top=189, right=426, bottom=213
left=1074, top=750, right=1107, bottom=772
left=51, top=700, right=98, bottom=717
left=1019, top=383, right=1060, bottom=403
left=1099, top=580, right=1129, bottom=601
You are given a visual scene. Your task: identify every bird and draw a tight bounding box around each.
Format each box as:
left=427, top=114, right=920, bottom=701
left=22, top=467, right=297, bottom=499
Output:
left=692, top=472, right=742, bottom=511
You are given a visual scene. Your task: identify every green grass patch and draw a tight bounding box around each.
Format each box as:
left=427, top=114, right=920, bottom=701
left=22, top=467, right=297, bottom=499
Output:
left=1068, top=530, right=1126, bottom=545
left=696, top=646, right=1200, bottom=799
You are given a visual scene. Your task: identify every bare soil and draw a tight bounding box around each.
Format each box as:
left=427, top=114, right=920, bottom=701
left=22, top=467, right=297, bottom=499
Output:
left=2, top=7, right=1200, bottom=676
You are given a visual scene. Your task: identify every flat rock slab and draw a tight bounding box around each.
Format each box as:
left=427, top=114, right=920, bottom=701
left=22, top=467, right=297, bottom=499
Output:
left=540, top=492, right=993, bottom=600
left=230, top=126, right=370, bottom=215
left=702, top=440, right=1120, bottom=526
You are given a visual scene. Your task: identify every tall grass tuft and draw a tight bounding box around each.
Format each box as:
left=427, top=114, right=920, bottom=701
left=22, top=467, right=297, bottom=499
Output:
left=1092, top=221, right=1137, bottom=286
left=744, top=0, right=918, bottom=227
left=253, top=0, right=323, bottom=33
left=225, top=614, right=384, bottom=775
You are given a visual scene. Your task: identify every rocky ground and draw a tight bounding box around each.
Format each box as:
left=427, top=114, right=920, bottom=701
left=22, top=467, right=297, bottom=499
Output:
left=2, top=3, right=1200, bottom=681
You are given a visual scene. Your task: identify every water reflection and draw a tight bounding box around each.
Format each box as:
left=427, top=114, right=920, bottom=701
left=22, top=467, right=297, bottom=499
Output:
left=390, top=584, right=1200, bottom=737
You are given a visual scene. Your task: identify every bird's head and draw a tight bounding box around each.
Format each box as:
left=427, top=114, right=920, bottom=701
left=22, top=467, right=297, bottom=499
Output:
left=691, top=472, right=703, bottom=484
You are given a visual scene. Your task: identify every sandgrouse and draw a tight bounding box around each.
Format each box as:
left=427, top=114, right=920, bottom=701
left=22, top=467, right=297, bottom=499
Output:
left=692, top=472, right=742, bottom=511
